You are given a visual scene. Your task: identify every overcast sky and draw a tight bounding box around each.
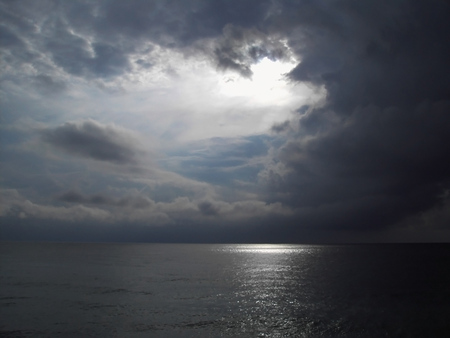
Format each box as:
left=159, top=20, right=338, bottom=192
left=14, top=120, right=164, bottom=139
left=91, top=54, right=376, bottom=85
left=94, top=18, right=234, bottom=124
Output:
left=1, top=0, right=450, bottom=243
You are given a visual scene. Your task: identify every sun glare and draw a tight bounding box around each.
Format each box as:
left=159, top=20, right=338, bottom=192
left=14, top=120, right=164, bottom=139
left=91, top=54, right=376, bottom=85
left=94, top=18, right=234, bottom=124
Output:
left=125, top=50, right=318, bottom=141
left=219, top=57, right=297, bottom=105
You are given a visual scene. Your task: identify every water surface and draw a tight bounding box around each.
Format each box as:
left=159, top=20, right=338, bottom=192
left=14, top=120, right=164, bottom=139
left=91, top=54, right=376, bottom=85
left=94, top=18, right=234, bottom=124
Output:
left=1, top=243, right=449, bottom=337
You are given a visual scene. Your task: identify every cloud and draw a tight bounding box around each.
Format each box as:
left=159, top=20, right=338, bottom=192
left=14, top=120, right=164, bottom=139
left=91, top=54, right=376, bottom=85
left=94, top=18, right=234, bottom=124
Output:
left=258, top=0, right=450, bottom=232
left=0, top=24, right=24, bottom=47
left=32, top=74, right=67, bottom=94
left=0, top=188, right=292, bottom=230
left=212, top=24, right=291, bottom=78
left=44, top=20, right=131, bottom=79
left=162, top=135, right=269, bottom=188
left=1, top=0, right=450, bottom=242
left=0, top=189, right=110, bottom=222
left=283, top=1, right=450, bottom=111
left=198, top=200, right=219, bottom=216
left=41, top=120, right=143, bottom=165
left=58, top=190, right=154, bottom=209
left=0, top=0, right=283, bottom=84
left=271, top=121, right=290, bottom=133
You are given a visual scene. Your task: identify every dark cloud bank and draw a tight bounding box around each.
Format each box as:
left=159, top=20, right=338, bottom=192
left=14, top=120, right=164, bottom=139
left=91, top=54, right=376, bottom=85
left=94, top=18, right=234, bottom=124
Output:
left=1, top=0, right=450, bottom=242
left=41, top=120, right=142, bottom=165
left=271, top=0, right=450, bottom=237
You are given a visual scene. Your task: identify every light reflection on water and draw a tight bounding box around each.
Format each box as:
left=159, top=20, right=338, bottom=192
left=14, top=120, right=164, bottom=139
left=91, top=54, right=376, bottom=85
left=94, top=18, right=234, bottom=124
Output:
left=1, top=243, right=449, bottom=337
left=220, top=243, right=310, bottom=254
left=216, top=244, right=319, bottom=337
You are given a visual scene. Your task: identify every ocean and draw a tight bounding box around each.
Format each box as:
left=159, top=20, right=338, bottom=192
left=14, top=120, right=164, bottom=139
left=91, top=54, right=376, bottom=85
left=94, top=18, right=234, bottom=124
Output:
left=1, top=242, right=449, bottom=337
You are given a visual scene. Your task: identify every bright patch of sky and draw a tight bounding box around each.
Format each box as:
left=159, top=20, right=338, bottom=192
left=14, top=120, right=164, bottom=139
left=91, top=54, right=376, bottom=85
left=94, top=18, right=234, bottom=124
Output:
left=66, top=46, right=324, bottom=147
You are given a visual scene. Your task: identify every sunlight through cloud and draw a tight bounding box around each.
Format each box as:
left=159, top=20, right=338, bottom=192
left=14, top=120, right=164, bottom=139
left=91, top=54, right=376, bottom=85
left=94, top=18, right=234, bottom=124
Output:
left=219, top=57, right=297, bottom=105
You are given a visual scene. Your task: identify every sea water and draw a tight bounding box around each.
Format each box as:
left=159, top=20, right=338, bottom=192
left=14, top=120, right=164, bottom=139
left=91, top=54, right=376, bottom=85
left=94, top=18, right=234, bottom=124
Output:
left=1, top=242, right=449, bottom=337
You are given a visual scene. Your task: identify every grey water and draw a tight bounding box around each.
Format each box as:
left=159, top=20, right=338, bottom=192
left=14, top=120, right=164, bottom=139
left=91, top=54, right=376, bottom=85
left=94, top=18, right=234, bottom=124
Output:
left=1, top=243, right=449, bottom=337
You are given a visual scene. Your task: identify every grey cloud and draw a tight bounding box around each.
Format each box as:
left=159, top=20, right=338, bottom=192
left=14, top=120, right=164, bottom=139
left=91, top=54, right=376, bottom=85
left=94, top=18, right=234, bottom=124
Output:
left=43, top=20, right=93, bottom=76
left=0, top=20, right=39, bottom=73
left=92, top=0, right=273, bottom=46
left=191, top=0, right=272, bottom=33
left=43, top=19, right=130, bottom=78
left=0, top=0, right=278, bottom=84
left=0, top=0, right=275, bottom=86
left=213, top=24, right=291, bottom=78
left=58, top=190, right=154, bottom=209
left=198, top=201, right=219, bottom=216
left=51, top=187, right=291, bottom=224
left=164, top=135, right=269, bottom=186
left=41, top=120, right=142, bottom=165
left=0, top=24, right=23, bottom=47
left=0, top=189, right=111, bottom=222
left=271, top=121, right=290, bottom=133
left=32, top=74, right=67, bottom=94
left=172, top=135, right=269, bottom=165
left=89, top=42, right=130, bottom=77
left=58, top=190, right=114, bottom=206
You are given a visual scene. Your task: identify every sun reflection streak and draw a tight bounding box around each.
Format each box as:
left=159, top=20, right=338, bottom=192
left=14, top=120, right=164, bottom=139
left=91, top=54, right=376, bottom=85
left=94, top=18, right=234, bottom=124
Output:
left=221, top=243, right=309, bottom=254
left=216, top=244, right=317, bottom=335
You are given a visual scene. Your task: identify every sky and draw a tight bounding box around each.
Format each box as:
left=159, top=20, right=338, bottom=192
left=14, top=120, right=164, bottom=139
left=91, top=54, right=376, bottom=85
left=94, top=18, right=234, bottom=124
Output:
left=1, top=0, right=450, bottom=243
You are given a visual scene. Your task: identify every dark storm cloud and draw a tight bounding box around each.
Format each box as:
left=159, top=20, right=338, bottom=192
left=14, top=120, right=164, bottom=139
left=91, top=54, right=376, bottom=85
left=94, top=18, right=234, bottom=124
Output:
left=41, top=120, right=141, bottom=165
left=284, top=1, right=450, bottom=112
left=261, top=0, right=450, bottom=232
